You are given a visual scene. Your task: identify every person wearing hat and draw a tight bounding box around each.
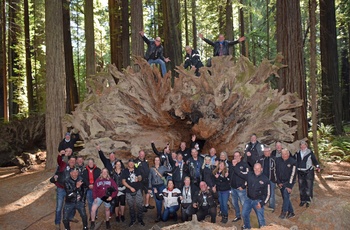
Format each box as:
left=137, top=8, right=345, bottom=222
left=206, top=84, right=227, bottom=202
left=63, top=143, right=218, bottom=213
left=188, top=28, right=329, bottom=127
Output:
left=121, top=158, right=145, bottom=227
left=58, top=131, right=80, bottom=156
left=294, top=141, right=321, bottom=208
left=62, top=167, right=88, bottom=230
left=257, top=145, right=277, bottom=213
left=139, top=31, right=170, bottom=77
left=96, top=145, right=124, bottom=175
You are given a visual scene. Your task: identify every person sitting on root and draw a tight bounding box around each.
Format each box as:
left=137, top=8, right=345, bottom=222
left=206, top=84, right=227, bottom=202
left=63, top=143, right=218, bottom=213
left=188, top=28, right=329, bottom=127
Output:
left=184, top=46, right=204, bottom=76
left=139, top=31, right=170, bottom=77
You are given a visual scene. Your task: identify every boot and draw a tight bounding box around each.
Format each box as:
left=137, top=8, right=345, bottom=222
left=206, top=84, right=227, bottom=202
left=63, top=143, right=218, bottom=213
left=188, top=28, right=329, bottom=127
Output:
left=221, top=215, right=228, bottom=224
left=90, top=221, right=95, bottom=230
left=106, top=220, right=111, bottom=229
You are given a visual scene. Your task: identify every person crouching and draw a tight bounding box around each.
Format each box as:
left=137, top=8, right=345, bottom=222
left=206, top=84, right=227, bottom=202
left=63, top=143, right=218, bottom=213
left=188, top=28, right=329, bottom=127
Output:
left=156, top=180, right=181, bottom=221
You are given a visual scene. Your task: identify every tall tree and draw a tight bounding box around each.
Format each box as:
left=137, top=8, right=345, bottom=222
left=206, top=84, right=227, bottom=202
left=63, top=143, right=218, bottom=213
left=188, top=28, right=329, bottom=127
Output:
left=130, top=0, right=144, bottom=58
left=8, top=0, right=21, bottom=117
left=225, top=0, right=234, bottom=56
left=309, top=0, right=319, bottom=158
left=63, top=0, right=79, bottom=113
left=191, top=0, right=197, bottom=49
left=121, top=0, right=129, bottom=68
left=24, top=0, right=34, bottom=113
left=45, top=0, right=66, bottom=169
left=162, top=0, right=182, bottom=77
left=320, top=0, right=343, bottom=134
left=239, top=0, right=246, bottom=56
left=109, top=0, right=122, bottom=69
left=85, top=0, right=96, bottom=77
left=184, top=0, right=189, bottom=46
left=276, top=0, right=307, bottom=140
left=0, top=0, right=7, bottom=120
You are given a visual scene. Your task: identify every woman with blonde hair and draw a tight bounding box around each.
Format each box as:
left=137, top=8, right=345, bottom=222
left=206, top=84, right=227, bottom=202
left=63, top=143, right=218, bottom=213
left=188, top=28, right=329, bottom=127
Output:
left=202, top=156, right=216, bottom=190
left=213, top=161, right=230, bottom=224
left=91, top=168, right=118, bottom=229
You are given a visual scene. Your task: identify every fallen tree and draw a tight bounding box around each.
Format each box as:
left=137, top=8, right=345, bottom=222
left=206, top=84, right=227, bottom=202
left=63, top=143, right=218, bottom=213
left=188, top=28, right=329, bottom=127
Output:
left=65, top=55, right=304, bottom=162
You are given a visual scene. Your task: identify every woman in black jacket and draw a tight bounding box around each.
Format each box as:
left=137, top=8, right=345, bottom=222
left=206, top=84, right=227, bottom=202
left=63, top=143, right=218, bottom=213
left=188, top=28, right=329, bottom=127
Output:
left=213, top=160, right=230, bottom=224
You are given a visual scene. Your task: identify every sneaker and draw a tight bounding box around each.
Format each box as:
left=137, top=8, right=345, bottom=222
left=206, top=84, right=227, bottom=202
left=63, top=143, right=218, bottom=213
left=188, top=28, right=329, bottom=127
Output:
left=129, top=221, right=135, bottom=227
left=140, top=220, right=145, bottom=226
left=286, top=212, right=295, bottom=219
left=143, top=206, right=148, bottom=212
left=232, top=217, right=241, bottom=222
left=106, top=221, right=111, bottom=229
left=55, top=224, right=60, bottom=230
left=70, top=218, right=79, bottom=223
left=116, top=216, right=120, bottom=223
left=299, top=201, right=306, bottom=207
left=279, top=212, right=287, bottom=219
left=221, top=216, right=228, bottom=224
left=121, top=215, right=125, bottom=222
left=145, top=204, right=155, bottom=209
left=90, top=221, right=95, bottom=229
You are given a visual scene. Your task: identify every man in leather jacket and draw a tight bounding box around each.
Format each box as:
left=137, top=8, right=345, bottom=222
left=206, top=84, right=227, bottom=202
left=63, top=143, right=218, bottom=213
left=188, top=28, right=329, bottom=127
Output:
left=193, top=181, right=217, bottom=223
left=62, top=167, right=88, bottom=230
left=139, top=31, right=170, bottom=77
left=199, top=33, right=245, bottom=57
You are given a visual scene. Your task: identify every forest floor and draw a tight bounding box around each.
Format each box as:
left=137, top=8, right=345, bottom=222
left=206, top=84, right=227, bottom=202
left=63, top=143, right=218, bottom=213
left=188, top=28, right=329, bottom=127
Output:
left=0, top=162, right=350, bottom=230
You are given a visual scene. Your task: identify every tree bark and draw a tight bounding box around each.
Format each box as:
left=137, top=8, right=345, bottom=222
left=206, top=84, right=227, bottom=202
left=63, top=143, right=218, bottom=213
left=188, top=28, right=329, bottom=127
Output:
left=225, top=0, right=234, bottom=55
left=109, top=0, right=122, bottom=69
left=184, top=0, right=189, bottom=46
left=130, top=0, right=144, bottom=72
left=24, top=0, right=34, bottom=113
left=276, top=0, right=307, bottom=140
left=340, top=24, right=349, bottom=122
left=320, top=0, right=343, bottom=134
left=239, top=0, right=246, bottom=56
left=121, top=0, right=130, bottom=68
left=309, top=0, right=319, bottom=159
left=63, top=0, right=79, bottom=114
left=45, top=0, right=66, bottom=169
left=85, top=0, right=96, bottom=77
left=191, top=0, right=197, bottom=50
left=0, top=0, right=7, bottom=120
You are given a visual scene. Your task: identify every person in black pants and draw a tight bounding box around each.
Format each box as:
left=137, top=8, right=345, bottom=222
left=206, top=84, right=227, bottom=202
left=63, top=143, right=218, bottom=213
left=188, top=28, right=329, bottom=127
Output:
left=179, top=177, right=199, bottom=222
left=172, top=153, right=189, bottom=189
left=193, top=181, right=217, bottom=223
left=295, top=141, right=320, bottom=207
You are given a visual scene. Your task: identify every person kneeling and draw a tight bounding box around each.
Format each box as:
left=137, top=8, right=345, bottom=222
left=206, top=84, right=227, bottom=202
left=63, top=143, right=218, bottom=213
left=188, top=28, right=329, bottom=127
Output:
left=156, top=180, right=181, bottom=222
left=179, top=177, right=199, bottom=222
left=193, top=181, right=217, bottom=223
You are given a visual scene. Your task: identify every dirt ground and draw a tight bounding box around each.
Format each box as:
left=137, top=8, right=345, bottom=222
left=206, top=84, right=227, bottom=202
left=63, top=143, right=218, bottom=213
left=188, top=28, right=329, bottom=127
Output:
left=0, top=162, right=349, bottom=230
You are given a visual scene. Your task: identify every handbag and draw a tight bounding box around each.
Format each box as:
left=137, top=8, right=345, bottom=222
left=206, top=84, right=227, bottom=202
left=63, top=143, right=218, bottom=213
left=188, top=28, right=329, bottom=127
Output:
left=154, top=168, right=167, bottom=186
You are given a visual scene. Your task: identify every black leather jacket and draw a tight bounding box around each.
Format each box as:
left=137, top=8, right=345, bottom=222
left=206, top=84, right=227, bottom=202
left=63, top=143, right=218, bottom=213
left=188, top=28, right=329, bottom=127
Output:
left=142, top=36, right=165, bottom=61
left=203, top=38, right=239, bottom=56
left=64, top=175, right=87, bottom=203
left=193, top=189, right=216, bottom=208
left=184, top=49, right=204, bottom=69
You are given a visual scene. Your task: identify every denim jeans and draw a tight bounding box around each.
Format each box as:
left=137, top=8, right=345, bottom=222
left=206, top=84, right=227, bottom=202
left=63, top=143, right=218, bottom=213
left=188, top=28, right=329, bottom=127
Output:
left=152, top=184, right=166, bottom=217
left=269, top=182, right=276, bottom=209
left=86, top=189, right=94, bottom=217
left=162, top=205, right=179, bottom=221
left=63, top=201, right=88, bottom=230
left=231, top=188, right=247, bottom=218
left=148, top=59, right=167, bottom=76
left=242, top=198, right=265, bottom=229
left=280, top=186, right=294, bottom=213
left=218, top=190, right=230, bottom=216
left=55, top=187, right=66, bottom=225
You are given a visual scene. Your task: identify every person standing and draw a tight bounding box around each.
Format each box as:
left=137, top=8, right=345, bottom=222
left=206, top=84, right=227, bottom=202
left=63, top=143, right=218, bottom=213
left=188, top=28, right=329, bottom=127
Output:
left=213, top=161, right=230, bottom=223
left=172, top=153, right=189, bottom=189
left=179, top=177, right=198, bottom=222
left=58, top=131, right=79, bottom=154
left=112, top=160, right=126, bottom=223
left=148, top=156, right=172, bottom=222
left=201, top=156, right=216, bottom=191
left=198, top=33, right=245, bottom=57
left=82, top=158, right=101, bottom=220
left=151, top=141, right=174, bottom=170
left=187, top=148, right=204, bottom=187
left=244, top=134, right=264, bottom=169
left=139, top=31, right=170, bottom=77
left=90, top=168, right=118, bottom=230
left=232, top=162, right=270, bottom=229
left=229, top=151, right=249, bottom=223
left=96, top=145, right=123, bottom=175
left=271, top=141, right=283, bottom=158
left=121, top=159, right=145, bottom=227
left=134, top=150, right=155, bottom=211
left=184, top=46, right=204, bottom=76
left=62, top=168, right=88, bottom=230
left=257, top=146, right=277, bottom=212
left=295, top=141, right=321, bottom=207
left=276, top=149, right=297, bottom=219
left=176, top=142, right=191, bottom=163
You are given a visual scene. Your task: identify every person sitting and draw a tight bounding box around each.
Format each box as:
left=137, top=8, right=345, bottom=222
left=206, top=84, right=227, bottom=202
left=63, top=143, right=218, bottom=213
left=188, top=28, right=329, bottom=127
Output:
left=184, top=46, right=204, bottom=76
left=179, top=177, right=199, bottom=222
left=62, top=167, right=88, bottom=230
left=90, top=168, right=118, bottom=230
left=198, top=33, right=245, bottom=66
left=156, top=180, right=181, bottom=222
left=193, top=181, right=217, bottom=223
left=148, top=156, right=173, bottom=222
left=58, top=131, right=79, bottom=155
left=139, top=31, right=170, bottom=77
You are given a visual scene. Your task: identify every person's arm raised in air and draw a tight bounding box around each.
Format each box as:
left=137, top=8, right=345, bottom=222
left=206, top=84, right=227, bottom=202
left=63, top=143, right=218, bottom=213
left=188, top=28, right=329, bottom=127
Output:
left=139, top=31, right=150, bottom=44
left=198, top=33, right=215, bottom=46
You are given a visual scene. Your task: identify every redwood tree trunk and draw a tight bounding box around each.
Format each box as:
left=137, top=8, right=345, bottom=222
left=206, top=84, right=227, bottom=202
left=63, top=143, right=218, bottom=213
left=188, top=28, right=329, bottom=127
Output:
left=130, top=0, right=144, bottom=66
left=225, top=0, right=234, bottom=55
left=191, top=0, right=197, bottom=50
left=45, top=0, right=66, bottom=169
left=85, top=0, right=96, bottom=77
left=109, top=0, right=122, bottom=69
left=63, top=0, right=79, bottom=113
left=239, top=0, right=246, bottom=56
left=276, top=0, right=307, bottom=140
left=121, top=0, right=130, bottom=68
left=0, top=0, right=6, bottom=120
left=320, top=0, right=343, bottom=134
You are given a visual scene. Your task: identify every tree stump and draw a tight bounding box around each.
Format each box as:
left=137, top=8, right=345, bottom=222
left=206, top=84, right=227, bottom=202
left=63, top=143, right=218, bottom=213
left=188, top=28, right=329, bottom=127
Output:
left=64, top=56, right=304, bottom=163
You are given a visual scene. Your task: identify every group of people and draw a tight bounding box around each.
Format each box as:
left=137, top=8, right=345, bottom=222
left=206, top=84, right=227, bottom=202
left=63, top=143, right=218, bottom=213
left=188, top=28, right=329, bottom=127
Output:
left=139, top=31, right=246, bottom=77
left=53, top=132, right=320, bottom=230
